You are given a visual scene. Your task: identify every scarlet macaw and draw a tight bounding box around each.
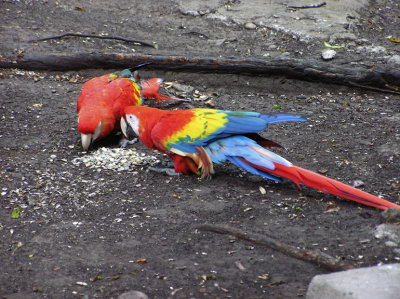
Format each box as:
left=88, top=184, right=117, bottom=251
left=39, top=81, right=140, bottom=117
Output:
left=77, top=69, right=143, bottom=151
left=120, top=106, right=400, bottom=211
left=77, top=68, right=188, bottom=151
left=141, top=78, right=190, bottom=104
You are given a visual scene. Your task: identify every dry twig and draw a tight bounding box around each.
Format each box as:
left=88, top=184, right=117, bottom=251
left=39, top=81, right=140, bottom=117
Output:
left=198, top=223, right=355, bottom=272
left=28, top=33, right=156, bottom=48
left=288, top=2, right=326, bottom=9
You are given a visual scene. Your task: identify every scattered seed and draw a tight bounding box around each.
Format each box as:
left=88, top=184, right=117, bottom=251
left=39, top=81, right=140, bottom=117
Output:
left=235, top=261, right=246, bottom=271
left=318, top=168, right=328, bottom=174
left=259, top=186, right=266, bottom=194
left=76, top=281, right=88, bottom=286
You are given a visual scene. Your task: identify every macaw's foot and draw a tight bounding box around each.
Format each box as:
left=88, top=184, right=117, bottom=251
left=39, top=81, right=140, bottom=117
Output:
left=148, top=166, right=181, bottom=176
left=119, top=137, right=138, bottom=148
left=160, top=160, right=175, bottom=168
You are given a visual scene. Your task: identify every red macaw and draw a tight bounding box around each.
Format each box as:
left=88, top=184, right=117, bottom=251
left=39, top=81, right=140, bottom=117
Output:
left=77, top=68, right=188, bottom=151
left=141, top=78, right=190, bottom=104
left=77, top=69, right=142, bottom=151
left=120, top=106, right=400, bottom=211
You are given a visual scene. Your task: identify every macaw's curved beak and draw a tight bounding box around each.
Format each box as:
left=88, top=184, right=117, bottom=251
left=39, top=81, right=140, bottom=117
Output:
left=120, top=117, right=127, bottom=138
left=81, top=133, right=93, bottom=152
left=80, top=121, right=104, bottom=152
left=120, top=117, right=136, bottom=141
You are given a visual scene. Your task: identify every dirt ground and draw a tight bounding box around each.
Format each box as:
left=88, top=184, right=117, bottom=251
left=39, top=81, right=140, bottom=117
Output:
left=1, top=1, right=400, bottom=298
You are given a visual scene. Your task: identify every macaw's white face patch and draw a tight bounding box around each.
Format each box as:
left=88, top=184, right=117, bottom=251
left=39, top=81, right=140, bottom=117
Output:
left=125, top=114, right=140, bottom=136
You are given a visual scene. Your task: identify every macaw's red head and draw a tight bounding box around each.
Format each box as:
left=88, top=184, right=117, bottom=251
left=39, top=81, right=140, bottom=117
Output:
left=120, top=106, right=162, bottom=147
left=78, top=105, right=115, bottom=151
left=120, top=110, right=140, bottom=141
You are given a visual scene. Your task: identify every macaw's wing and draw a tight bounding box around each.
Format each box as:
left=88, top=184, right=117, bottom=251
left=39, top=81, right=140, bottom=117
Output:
left=148, top=109, right=305, bottom=178
left=77, top=75, right=110, bottom=112
left=151, top=109, right=306, bottom=154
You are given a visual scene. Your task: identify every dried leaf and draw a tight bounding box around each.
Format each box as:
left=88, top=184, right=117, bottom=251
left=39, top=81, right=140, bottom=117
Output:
left=389, top=37, right=400, bottom=43
left=325, top=201, right=340, bottom=213
left=136, top=258, right=147, bottom=264
left=205, top=99, right=215, bottom=107
left=69, top=75, right=79, bottom=83
left=318, top=168, right=328, bottom=174
left=235, top=261, right=246, bottom=271
left=201, top=273, right=216, bottom=280
left=258, top=273, right=270, bottom=280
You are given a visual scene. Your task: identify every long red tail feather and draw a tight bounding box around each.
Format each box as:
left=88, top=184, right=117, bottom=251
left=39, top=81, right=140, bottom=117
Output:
left=258, top=163, right=400, bottom=210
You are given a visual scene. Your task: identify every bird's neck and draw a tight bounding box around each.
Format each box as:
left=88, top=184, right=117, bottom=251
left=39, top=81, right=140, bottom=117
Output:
left=138, top=109, right=166, bottom=148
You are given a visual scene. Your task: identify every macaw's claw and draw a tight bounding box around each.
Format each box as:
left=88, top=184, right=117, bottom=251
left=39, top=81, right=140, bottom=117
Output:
left=147, top=166, right=181, bottom=176
left=159, top=160, right=176, bottom=168
left=119, top=137, right=138, bottom=148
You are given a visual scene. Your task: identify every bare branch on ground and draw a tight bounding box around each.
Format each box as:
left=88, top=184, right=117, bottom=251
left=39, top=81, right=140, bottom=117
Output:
left=198, top=223, right=355, bottom=272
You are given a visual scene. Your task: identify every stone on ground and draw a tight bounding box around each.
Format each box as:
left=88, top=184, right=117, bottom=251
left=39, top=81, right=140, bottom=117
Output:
left=306, top=263, right=400, bottom=299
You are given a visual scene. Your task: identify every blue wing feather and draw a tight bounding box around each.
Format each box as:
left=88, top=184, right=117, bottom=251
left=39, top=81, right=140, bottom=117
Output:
left=204, top=135, right=292, bottom=182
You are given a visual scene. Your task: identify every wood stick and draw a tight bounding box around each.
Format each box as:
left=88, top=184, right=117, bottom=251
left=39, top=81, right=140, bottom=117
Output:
left=1, top=52, right=400, bottom=93
left=288, top=2, right=326, bottom=9
left=198, top=223, right=355, bottom=272
left=28, top=33, right=156, bottom=48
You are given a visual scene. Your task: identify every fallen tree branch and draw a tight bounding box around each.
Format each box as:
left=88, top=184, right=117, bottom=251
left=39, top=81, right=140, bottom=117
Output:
left=288, top=2, right=326, bottom=9
left=28, top=33, right=156, bottom=48
left=1, top=52, right=400, bottom=93
left=198, top=223, right=355, bottom=272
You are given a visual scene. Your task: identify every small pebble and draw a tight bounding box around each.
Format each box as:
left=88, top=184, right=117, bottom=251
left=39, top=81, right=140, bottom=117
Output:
left=353, top=180, right=364, bottom=188
left=322, top=49, right=336, bottom=60
left=244, top=22, right=256, bottom=30
left=118, top=290, right=149, bottom=299
left=381, top=208, right=400, bottom=224
left=387, top=55, right=400, bottom=66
